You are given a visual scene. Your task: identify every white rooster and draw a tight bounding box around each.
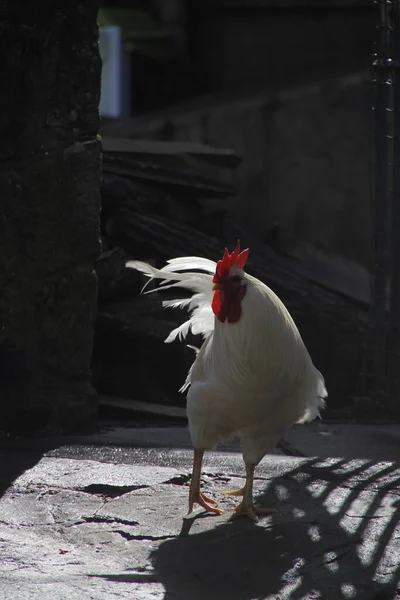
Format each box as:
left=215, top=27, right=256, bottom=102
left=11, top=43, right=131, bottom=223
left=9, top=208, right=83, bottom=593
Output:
left=126, top=241, right=327, bottom=521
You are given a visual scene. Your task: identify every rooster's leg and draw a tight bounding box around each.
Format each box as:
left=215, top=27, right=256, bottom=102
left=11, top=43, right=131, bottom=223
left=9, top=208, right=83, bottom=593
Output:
left=231, top=462, right=276, bottom=522
left=188, top=449, right=224, bottom=515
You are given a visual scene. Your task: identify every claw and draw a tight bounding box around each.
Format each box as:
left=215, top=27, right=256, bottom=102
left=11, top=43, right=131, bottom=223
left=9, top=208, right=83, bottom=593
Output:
left=200, top=492, right=219, bottom=506
left=188, top=491, right=224, bottom=515
left=231, top=502, right=277, bottom=522
left=223, top=488, right=244, bottom=497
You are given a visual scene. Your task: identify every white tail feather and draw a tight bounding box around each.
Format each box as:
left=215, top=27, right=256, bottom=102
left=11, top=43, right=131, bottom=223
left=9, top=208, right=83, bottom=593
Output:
left=162, top=256, right=216, bottom=274
left=126, top=258, right=216, bottom=344
left=162, top=297, right=192, bottom=309
left=165, top=320, right=191, bottom=343
left=187, top=344, right=199, bottom=354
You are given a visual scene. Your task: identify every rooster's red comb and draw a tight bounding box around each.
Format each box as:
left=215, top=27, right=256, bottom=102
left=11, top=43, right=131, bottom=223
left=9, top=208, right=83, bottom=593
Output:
left=213, top=240, right=249, bottom=282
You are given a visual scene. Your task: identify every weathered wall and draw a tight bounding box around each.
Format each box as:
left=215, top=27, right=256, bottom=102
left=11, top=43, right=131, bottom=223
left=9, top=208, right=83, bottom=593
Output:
left=104, top=71, right=371, bottom=268
left=0, top=2, right=101, bottom=433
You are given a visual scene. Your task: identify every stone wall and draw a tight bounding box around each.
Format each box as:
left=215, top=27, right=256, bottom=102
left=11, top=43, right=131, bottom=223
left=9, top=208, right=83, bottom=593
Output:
left=0, top=2, right=101, bottom=433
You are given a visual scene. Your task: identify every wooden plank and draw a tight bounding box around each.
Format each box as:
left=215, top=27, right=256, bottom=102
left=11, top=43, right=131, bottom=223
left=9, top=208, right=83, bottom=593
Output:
left=291, top=246, right=371, bottom=306
left=99, top=395, right=187, bottom=419
left=102, top=137, right=241, bottom=169
left=102, top=161, right=237, bottom=197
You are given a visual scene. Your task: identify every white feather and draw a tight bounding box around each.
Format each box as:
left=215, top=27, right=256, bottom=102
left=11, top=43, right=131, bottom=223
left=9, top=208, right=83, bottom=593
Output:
left=165, top=320, right=191, bottom=343
left=162, top=297, right=192, bottom=309
left=162, top=256, right=216, bottom=274
left=187, top=344, right=200, bottom=354
left=126, top=258, right=215, bottom=343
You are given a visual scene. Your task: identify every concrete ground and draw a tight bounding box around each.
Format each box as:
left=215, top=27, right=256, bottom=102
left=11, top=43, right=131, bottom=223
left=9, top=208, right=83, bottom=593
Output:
left=0, top=421, right=400, bottom=600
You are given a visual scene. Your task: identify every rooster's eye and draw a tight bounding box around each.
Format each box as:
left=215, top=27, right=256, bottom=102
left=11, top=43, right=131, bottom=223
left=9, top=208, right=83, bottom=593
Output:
left=229, top=275, right=242, bottom=284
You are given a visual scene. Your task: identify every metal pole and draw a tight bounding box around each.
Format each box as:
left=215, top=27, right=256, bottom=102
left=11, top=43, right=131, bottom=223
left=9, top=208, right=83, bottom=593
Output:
left=387, top=1, right=400, bottom=409
left=370, top=0, right=394, bottom=399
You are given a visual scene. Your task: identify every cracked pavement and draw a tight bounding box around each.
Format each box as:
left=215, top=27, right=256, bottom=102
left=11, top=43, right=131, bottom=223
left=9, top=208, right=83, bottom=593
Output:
left=0, top=423, right=400, bottom=599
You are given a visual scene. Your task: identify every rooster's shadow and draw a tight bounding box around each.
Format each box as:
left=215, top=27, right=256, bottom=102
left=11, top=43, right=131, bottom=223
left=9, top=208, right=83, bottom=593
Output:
left=149, top=457, right=400, bottom=600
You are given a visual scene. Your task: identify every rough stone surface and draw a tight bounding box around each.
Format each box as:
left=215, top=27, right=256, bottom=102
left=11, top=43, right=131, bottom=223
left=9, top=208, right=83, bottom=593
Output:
left=1, top=424, right=400, bottom=599
left=0, top=1, right=101, bottom=432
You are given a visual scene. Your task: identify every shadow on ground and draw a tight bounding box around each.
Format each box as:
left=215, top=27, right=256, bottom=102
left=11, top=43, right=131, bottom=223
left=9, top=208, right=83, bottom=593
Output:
left=0, top=440, right=54, bottom=498
left=147, top=458, right=400, bottom=600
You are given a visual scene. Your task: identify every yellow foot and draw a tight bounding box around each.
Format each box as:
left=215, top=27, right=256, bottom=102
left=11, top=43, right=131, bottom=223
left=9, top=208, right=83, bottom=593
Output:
left=231, top=501, right=277, bottom=522
left=188, top=491, right=224, bottom=516
left=223, top=488, right=244, bottom=497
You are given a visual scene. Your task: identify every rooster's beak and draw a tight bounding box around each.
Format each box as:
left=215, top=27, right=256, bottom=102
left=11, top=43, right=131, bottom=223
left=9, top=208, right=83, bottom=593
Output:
left=212, top=283, right=223, bottom=291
